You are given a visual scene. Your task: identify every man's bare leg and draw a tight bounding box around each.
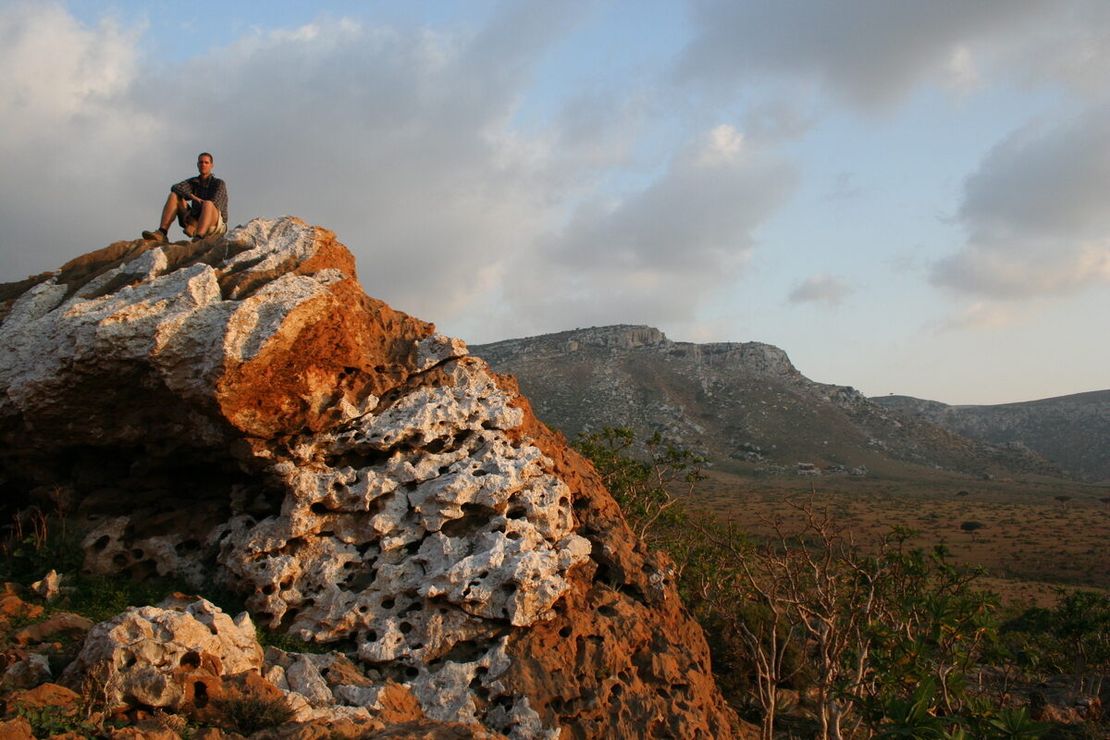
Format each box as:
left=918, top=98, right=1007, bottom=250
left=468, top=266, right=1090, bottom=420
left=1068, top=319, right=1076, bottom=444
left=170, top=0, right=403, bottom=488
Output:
left=144, top=192, right=190, bottom=240
left=192, top=201, right=219, bottom=238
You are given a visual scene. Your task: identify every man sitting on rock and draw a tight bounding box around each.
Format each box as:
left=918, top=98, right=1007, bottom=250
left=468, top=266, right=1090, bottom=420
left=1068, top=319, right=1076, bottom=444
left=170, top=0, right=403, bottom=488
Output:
left=141, top=152, right=229, bottom=242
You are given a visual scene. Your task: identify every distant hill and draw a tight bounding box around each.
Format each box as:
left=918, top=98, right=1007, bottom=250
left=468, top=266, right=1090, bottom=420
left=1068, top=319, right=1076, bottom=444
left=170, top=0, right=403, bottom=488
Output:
left=472, top=326, right=1060, bottom=479
left=872, top=391, right=1110, bottom=483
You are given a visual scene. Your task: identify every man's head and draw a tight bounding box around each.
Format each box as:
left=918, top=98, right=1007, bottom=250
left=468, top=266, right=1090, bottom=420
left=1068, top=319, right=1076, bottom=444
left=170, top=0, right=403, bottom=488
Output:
left=197, top=152, right=214, bottom=178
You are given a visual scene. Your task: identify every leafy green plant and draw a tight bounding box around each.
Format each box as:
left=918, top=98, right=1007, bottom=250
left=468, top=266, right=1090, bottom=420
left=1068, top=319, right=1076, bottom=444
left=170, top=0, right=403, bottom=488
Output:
left=15, top=704, right=100, bottom=738
left=976, top=706, right=1050, bottom=739
left=575, top=427, right=703, bottom=540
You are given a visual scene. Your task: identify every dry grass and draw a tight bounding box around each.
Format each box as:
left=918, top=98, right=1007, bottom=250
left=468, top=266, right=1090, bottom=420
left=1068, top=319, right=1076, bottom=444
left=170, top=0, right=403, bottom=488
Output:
left=688, top=467, right=1110, bottom=604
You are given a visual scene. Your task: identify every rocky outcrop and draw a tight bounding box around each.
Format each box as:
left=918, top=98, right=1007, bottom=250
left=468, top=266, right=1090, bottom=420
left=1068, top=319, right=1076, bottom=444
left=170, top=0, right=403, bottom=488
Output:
left=472, top=327, right=1061, bottom=479
left=874, top=391, right=1110, bottom=483
left=0, top=218, right=740, bottom=738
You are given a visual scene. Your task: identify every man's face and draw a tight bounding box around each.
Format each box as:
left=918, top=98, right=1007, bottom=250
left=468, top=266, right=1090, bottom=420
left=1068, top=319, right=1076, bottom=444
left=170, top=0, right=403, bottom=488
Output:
left=197, top=155, right=213, bottom=177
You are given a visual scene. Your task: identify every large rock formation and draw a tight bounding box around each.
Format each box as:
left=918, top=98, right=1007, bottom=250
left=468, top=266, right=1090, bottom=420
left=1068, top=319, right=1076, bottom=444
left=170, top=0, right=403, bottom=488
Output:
left=471, top=326, right=1061, bottom=479
left=0, top=218, right=741, bottom=738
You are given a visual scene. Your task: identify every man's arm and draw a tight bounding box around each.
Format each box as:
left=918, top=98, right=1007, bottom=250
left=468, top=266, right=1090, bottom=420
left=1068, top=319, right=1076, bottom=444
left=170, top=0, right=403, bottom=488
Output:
left=212, top=179, right=229, bottom=223
left=171, top=178, right=195, bottom=200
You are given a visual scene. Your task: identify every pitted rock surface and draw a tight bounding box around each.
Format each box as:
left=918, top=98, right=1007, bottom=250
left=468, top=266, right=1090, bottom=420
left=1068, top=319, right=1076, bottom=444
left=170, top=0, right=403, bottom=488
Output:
left=0, top=218, right=742, bottom=738
left=59, top=595, right=262, bottom=710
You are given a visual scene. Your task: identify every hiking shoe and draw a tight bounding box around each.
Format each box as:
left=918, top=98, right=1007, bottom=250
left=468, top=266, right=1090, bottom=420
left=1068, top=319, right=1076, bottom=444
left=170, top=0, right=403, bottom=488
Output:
left=141, top=229, right=167, bottom=243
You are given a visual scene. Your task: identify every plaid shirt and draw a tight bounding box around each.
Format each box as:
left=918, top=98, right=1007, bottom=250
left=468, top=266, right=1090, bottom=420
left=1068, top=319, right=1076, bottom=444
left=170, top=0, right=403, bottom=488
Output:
left=172, top=175, right=229, bottom=223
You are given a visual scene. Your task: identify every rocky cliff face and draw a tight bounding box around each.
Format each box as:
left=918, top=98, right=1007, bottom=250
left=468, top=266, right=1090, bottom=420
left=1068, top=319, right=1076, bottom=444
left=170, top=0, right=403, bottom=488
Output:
left=874, top=392, right=1110, bottom=483
left=0, top=219, right=741, bottom=738
left=472, top=327, right=1060, bottom=479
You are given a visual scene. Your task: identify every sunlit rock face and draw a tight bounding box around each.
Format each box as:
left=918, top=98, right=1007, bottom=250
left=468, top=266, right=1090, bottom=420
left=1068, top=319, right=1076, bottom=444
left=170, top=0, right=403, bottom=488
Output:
left=0, top=217, right=741, bottom=738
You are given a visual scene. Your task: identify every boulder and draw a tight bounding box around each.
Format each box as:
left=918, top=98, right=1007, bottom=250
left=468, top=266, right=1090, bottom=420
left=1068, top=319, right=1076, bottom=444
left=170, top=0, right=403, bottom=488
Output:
left=0, top=217, right=741, bottom=738
left=59, top=595, right=262, bottom=710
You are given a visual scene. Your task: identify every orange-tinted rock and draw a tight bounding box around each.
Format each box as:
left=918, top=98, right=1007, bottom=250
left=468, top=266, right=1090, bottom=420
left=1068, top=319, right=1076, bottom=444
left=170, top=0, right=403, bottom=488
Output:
left=4, top=683, right=80, bottom=713
left=12, top=613, right=94, bottom=646
left=0, top=217, right=741, bottom=737
left=0, top=716, right=33, bottom=740
left=0, top=597, right=42, bottom=625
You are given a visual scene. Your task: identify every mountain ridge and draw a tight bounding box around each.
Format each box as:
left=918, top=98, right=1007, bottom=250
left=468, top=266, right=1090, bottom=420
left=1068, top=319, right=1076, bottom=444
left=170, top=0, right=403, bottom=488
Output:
left=872, top=390, right=1110, bottom=482
left=472, top=325, right=1076, bottom=481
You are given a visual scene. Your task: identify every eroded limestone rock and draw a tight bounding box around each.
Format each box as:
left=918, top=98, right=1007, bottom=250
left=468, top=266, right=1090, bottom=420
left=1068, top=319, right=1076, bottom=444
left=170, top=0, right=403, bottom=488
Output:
left=1, top=218, right=742, bottom=738
left=59, top=595, right=262, bottom=709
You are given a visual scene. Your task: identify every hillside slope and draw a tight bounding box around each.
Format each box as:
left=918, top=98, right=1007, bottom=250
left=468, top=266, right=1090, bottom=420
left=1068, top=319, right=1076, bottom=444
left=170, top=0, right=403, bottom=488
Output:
left=873, top=391, right=1110, bottom=483
left=472, top=326, right=1059, bottom=479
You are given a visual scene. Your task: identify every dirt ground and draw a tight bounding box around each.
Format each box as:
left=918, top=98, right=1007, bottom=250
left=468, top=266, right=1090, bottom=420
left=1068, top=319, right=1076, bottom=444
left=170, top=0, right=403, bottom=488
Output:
left=688, top=466, right=1110, bottom=604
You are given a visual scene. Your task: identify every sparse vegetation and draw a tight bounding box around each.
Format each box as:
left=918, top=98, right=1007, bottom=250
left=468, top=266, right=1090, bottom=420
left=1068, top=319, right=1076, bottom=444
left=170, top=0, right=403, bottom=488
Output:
left=213, top=694, right=296, bottom=735
left=577, top=427, right=1110, bottom=739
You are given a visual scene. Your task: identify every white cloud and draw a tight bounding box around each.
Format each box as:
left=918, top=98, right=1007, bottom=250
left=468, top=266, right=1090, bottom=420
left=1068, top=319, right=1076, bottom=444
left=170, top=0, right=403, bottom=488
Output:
left=933, top=107, right=1110, bottom=299
left=788, top=274, right=852, bottom=307
left=676, top=1, right=1110, bottom=111
left=933, top=301, right=1023, bottom=332
left=497, top=125, right=798, bottom=334
left=0, top=1, right=611, bottom=333
left=0, top=2, right=162, bottom=279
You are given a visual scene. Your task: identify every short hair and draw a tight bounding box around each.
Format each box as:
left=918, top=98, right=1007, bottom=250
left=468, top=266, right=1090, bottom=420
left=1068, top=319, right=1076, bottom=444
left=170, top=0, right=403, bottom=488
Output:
left=198, top=152, right=214, bottom=162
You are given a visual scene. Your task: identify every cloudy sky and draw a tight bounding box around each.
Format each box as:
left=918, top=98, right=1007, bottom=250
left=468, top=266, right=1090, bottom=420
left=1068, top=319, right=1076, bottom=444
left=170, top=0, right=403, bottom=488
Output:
left=2, top=1, right=1108, bottom=404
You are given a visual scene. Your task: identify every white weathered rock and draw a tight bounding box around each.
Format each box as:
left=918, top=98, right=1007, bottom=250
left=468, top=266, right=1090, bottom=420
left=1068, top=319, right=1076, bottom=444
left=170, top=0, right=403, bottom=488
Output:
left=284, top=655, right=333, bottom=708
left=30, top=569, right=62, bottom=602
left=1, top=653, right=51, bottom=690
left=60, top=596, right=262, bottom=709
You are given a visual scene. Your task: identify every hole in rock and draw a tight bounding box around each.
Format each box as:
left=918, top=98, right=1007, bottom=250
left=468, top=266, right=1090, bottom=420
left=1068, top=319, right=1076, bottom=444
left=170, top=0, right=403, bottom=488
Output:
left=404, top=666, right=420, bottom=679
left=174, top=539, right=201, bottom=555
left=366, top=630, right=378, bottom=642
left=558, top=626, right=572, bottom=638
left=425, top=438, right=447, bottom=454
left=180, top=651, right=201, bottom=669
left=440, top=640, right=484, bottom=664
left=399, top=622, right=413, bottom=634
left=193, top=681, right=209, bottom=708
left=112, top=554, right=130, bottom=567
left=440, top=503, right=497, bottom=538
left=310, top=503, right=328, bottom=514
left=381, top=598, right=395, bottom=610
left=506, top=506, right=526, bottom=519
left=129, top=548, right=144, bottom=559
left=126, top=560, right=159, bottom=581
left=92, top=535, right=111, bottom=551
